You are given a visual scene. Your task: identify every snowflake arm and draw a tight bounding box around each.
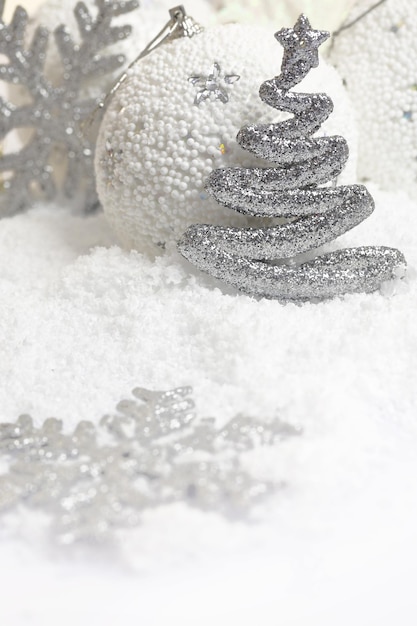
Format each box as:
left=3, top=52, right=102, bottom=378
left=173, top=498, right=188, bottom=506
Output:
left=0, top=0, right=139, bottom=216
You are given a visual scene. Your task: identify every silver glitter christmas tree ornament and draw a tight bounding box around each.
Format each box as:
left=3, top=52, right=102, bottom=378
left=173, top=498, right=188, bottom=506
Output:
left=177, top=14, right=406, bottom=301
left=0, top=386, right=300, bottom=544
left=0, top=0, right=139, bottom=216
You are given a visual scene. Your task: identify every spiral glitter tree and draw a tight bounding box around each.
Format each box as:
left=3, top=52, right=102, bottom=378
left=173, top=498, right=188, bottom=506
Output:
left=177, top=15, right=406, bottom=301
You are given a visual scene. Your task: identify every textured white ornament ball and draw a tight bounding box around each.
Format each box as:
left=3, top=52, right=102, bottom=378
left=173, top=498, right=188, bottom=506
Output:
left=28, top=0, right=214, bottom=98
left=95, top=23, right=357, bottom=256
left=329, top=0, right=417, bottom=195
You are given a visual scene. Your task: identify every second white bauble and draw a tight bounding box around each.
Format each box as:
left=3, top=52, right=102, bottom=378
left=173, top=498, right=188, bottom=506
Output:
left=95, top=23, right=357, bottom=256
left=329, top=0, right=417, bottom=196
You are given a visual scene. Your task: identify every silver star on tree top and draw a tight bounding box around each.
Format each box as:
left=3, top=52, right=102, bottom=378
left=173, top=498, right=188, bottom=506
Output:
left=189, top=62, right=240, bottom=106
left=275, top=14, right=329, bottom=89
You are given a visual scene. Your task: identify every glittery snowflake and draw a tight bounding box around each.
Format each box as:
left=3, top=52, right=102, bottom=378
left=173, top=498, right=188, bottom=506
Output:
left=189, top=62, right=240, bottom=105
left=0, top=0, right=139, bottom=216
left=0, top=386, right=300, bottom=544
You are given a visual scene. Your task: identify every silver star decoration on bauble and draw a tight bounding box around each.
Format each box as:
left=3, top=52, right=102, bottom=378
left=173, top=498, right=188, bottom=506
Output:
left=189, top=62, right=240, bottom=105
left=275, top=14, right=329, bottom=89
left=0, top=386, right=300, bottom=544
left=0, top=0, right=139, bottom=216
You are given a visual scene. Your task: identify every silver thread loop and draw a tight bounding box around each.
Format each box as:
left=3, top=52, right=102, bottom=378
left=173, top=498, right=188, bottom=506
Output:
left=84, top=5, right=203, bottom=135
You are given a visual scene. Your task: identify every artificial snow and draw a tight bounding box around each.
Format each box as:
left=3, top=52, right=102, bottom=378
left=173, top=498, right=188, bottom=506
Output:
left=0, top=182, right=416, bottom=624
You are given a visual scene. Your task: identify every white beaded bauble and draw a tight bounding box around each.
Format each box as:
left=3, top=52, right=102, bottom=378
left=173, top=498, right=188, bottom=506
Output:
left=329, top=0, right=417, bottom=196
left=28, top=0, right=214, bottom=98
left=95, top=23, right=357, bottom=256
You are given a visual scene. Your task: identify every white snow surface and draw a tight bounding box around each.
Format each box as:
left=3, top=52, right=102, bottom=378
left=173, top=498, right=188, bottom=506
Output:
left=0, top=185, right=416, bottom=624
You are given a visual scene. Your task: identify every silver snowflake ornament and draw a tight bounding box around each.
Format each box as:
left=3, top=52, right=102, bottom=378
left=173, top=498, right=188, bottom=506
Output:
left=0, top=386, right=300, bottom=544
left=189, top=62, right=240, bottom=105
left=0, top=0, right=139, bottom=216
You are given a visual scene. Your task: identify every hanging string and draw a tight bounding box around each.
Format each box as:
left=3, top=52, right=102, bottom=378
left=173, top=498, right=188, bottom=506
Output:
left=330, top=0, right=388, bottom=49
left=82, top=5, right=203, bottom=137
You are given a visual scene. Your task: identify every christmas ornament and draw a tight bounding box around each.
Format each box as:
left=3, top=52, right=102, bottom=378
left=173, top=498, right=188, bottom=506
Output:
left=0, top=0, right=139, bottom=216
left=0, top=385, right=300, bottom=544
left=189, top=61, right=241, bottom=105
left=95, top=17, right=357, bottom=256
left=328, top=0, right=417, bottom=196
left=177, top=15, right=406, bottom=301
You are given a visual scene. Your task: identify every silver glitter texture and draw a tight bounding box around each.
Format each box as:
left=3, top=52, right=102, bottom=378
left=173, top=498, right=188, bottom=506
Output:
left=0, top=0, right=139, bottom=216
left=0, top=386, right=300, bottom=543
left=275, top=13, right=329, bottom=90
left=189, top=62, right=240, bottom=105
left=177, top=14, right=406, bottom=301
